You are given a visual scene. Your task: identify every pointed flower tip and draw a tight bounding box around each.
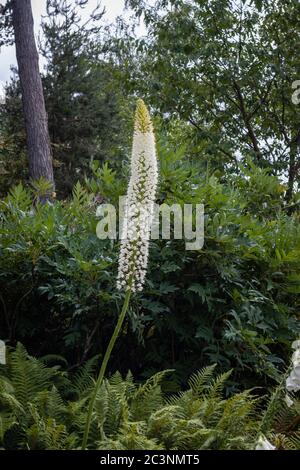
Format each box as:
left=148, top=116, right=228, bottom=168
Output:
left=135, top=99, right=153, bottom=134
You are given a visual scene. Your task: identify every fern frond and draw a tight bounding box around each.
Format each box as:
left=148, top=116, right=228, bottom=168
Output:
left=206, top=370, right=233, bottom=400
left=188, top=364, right=217, bottom=397
left=6, top=343, right=58, bottom=411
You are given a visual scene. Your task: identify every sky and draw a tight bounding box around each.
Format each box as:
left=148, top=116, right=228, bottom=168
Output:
left=0, top=0, right=127, bottom=93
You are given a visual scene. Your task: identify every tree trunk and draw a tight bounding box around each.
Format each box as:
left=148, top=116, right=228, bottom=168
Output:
left=12, top=0, right=54, bottom=196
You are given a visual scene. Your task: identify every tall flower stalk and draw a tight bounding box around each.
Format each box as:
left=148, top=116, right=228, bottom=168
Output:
left=82, top=99, right=158, bottom=449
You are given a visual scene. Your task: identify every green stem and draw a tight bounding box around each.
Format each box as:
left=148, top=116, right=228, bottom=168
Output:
left=81, top=288, right=132, bottom=450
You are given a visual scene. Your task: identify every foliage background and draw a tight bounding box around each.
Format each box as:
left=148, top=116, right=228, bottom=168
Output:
left=1, top=156, right=299, bottom=392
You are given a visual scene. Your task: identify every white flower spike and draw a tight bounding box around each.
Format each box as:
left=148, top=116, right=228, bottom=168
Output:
left=117, top=99, right=158, bottom=293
